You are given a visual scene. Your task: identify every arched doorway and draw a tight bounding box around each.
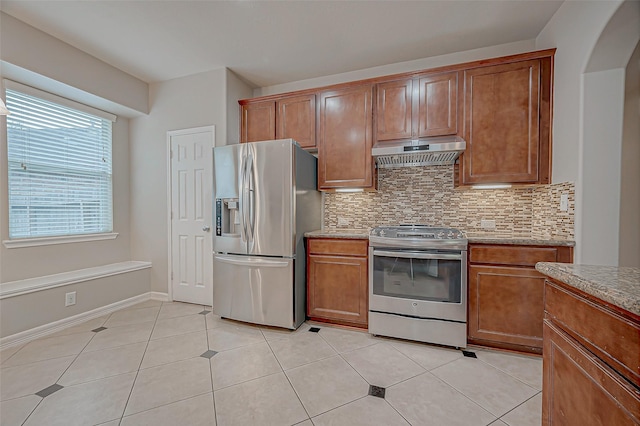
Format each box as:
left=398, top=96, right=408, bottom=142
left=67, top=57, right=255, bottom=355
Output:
left=579, top=0, right=640, bottom=266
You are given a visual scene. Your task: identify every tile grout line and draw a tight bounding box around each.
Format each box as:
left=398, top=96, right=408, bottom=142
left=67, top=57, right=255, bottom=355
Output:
left=204, top=308, right=218, bottom=424
left=428, top=363, right=513, bottom=421
left=19, top=309, right=112, bottom=425
left=496, top=389, right=542, bottom=423
left=473, top=354, right=543, bottom=392
left=116, top=301, right=164, bottom=425
left=314, top=328, right=414, bottom=425
left=262, top=327, right=313, bottom=423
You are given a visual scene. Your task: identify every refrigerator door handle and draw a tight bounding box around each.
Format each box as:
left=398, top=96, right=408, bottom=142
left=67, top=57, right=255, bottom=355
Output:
left=239, top=152, right=248, bottom=243
left=248, top=154, right=256, bottom=242
left=244, top=153, right=254, bottom=243
left=214, top=254, right=290, bottom=268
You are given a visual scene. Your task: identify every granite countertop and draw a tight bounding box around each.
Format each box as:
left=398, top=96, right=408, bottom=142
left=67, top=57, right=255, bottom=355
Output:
left=466, top=233, right=575, bottom=247
left=306, top=229, right=575, bottom=246
left=536, top=263, right=640, bottom=316
left=305, top=229, right=369, bottom=239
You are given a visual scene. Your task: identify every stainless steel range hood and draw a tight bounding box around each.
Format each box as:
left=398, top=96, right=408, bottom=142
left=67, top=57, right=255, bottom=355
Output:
left=372, top=135, right=466, bottom=168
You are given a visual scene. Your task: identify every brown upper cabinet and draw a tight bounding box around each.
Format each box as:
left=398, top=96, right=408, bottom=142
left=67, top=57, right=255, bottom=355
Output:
left=240, top=101, right=275, bottom=143
left=318, top=84, right=374, bottom=190
left=238, top=49, right=555, bottom=189
left=376, top=71, right=458, bottom=142
left=239, top=94, right=316, bottom=149
left=276, top=94, right=316, bottom=149
left=460, top=57, right=552, bottom=185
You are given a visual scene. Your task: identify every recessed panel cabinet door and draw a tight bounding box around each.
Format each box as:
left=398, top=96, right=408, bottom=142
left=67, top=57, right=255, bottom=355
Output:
left=277, top=94, right=316, bottom=149
left=468, top=265, right=545, bottom=348
left=376, top=79, right=413, bottom=141
left=307, top=254, right=368, bottom=326
left=240, top=101, right=276, bottom=143
left=417, top=71, right=458, bottom=137
left=462, top=60, right=541, bottom=184
left=318, top=84, right=373, bottom=190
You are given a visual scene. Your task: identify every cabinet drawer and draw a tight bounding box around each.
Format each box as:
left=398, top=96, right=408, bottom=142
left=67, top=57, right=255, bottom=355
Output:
left=470, top=245, right=558, bottom=266
left=545, top=280, right=640, bottom=388
left=307, top=238, right=368, bottom=257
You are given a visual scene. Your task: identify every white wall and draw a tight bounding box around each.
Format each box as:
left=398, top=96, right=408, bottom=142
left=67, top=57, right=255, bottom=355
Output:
left=619, top=42, right=640, bottom=267
left=1, top=11, right=143, bottom=281
left=536, top=0, right=640, bottom=265
left=581, top=69, right=625, bottom=265
left=129, top=69, right=233, bottom=294
left=535, top=1, right=623, bottom=185
left=255, top=40, right=535, bottom=96
left=0, top=12, right=148, bottom=117
left=0, top=13, right=150, bottom=337
left=0, top=269, right=150, bottom=338
left=226, top=69, right=253, bottom=145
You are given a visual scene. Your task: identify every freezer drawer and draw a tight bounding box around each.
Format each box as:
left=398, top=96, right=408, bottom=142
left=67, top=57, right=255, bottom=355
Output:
left=212, top=254, right=295, bottom=329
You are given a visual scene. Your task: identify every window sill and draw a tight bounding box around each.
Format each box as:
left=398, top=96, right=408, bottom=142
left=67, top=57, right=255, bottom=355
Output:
left=3, top=233, right=119, bottom=249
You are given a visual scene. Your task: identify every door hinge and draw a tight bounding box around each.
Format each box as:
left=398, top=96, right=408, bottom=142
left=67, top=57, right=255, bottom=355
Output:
left=170, top=150, right=173, bottom=159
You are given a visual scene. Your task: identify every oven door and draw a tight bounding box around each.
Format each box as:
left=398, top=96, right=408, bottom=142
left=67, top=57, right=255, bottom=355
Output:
left=369, top=247, right=467, bottom=322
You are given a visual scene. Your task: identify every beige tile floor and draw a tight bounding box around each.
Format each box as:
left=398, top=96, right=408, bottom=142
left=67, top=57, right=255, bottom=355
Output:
left=0, top=301, right=543, bottom=425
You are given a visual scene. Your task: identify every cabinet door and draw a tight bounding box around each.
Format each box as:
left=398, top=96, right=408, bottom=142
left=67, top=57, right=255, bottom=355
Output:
left=543, top=320, right=640, bottom=425
left=417, top=71, right=458, bottom=137
left=318, top=84, right=373, bottom=190
left=240, top=101, right=276, bottom=143
left=376, top=79, right=413, bottom=141
left=277, top=94, right=316, bottom=149
left=307, top=254, right=368, bottom=326
left=462, top=60, right=541, bottom=184
left=468, top=265, right=545, bottom=349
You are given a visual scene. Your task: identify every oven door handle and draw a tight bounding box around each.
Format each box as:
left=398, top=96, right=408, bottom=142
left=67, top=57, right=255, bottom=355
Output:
left=372, top=250, right=462, bottom=260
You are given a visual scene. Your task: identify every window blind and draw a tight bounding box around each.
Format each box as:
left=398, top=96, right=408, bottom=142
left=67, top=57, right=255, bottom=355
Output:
left=5, top=88, right=113, bottom=239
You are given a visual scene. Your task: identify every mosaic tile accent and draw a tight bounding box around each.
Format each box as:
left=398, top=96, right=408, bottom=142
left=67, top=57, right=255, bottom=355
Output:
left=323, top=166, right=574, bottom=240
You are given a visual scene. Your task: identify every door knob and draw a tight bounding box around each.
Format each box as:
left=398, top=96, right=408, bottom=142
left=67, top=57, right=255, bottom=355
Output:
left=202, top=226, right=211, bottom=232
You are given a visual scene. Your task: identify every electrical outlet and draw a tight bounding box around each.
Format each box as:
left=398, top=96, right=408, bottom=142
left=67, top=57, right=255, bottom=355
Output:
left=337, top=217, right=350, bottom=227
left=65, top=291, right=76, bottom=307
left=560, top=193, right=569, bottom=211
left=480, top=219, right=496, bottom=230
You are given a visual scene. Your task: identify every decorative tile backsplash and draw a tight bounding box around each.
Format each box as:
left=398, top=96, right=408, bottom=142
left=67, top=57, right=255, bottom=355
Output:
left=323, top=166, right=575, bottom=240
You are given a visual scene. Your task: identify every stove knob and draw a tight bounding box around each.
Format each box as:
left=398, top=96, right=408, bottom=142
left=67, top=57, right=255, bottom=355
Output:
left=456, top=232, right=463, bottom=239
left=380, top=230, right=386, bottom=236
left=447, top=231, right=455, bottom=238
left=438, top=231, right=445, bottom=238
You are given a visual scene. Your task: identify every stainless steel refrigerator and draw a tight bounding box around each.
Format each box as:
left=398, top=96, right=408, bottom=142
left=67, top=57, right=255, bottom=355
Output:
left=212, top=139, right=321, bottom=329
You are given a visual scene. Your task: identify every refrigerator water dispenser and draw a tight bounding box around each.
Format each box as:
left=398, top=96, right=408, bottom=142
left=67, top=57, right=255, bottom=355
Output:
left=215, top=198, right=240, bottom=237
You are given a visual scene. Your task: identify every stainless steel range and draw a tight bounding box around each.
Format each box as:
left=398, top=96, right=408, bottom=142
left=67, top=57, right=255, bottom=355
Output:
left=368, top=225, right=468, bottom=348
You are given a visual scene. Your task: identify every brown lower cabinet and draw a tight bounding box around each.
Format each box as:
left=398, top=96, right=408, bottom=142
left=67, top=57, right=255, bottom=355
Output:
left=306, top=237, right=368, bottom=328
left=467, top=243, right=573, bottom=354
left=543, top=279, right=640, bottom=425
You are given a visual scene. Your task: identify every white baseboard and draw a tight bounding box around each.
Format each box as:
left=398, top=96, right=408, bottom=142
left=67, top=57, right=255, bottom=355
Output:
left=0, top=291, right=168, bottom=350
left=149, top=291, right=170, bottom=302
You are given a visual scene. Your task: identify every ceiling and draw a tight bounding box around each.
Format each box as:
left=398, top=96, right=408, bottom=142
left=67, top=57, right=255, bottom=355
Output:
left=0, top=1, right=564, bottom=88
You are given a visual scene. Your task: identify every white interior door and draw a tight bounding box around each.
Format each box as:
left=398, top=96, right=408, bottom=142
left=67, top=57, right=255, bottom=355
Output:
left=169, top=126, right=214, bottom=306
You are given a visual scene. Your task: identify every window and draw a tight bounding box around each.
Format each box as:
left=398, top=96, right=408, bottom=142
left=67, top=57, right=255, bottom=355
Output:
left=5, top=83, right=115, bottom=240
